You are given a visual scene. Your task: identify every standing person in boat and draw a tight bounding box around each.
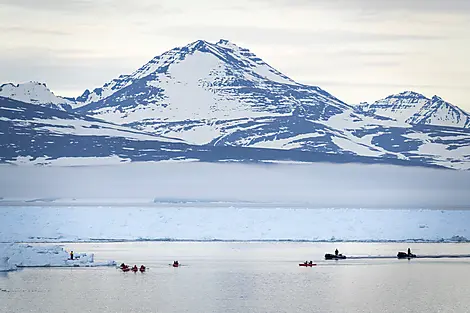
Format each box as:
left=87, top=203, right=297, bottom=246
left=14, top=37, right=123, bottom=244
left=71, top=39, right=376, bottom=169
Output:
left=70, top=251, right=74, bottom=260
left=335, top=249, right=339, bottom=256
left=407, top=248, right=412, bottom=255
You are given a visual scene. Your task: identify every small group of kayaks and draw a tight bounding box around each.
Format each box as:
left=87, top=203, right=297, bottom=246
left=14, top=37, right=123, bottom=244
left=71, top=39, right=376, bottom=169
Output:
left=119, top=261, right=181, bottom=272
left=120, top=263, right=146, bottom=272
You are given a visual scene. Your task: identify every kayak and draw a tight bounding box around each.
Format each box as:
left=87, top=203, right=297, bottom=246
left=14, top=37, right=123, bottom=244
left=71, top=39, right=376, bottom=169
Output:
left=172, top=263, right=179, bottom=267
left=121, top=267, right=130, bottom=272
left=397, top=252, right=417, bottom=259
left=325, top=253, right=346, bottom=260
left=299, top=263, right=317, bottom=267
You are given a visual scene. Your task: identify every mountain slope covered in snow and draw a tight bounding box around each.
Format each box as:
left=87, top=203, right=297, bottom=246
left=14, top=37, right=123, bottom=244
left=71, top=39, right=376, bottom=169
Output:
left=0, top=82, right=79, bottom=111
left=3, top=96, right=433, bottom=167
left=355, top=91, right=470, bottom=128
left=74, top=40, right=351, bottom=140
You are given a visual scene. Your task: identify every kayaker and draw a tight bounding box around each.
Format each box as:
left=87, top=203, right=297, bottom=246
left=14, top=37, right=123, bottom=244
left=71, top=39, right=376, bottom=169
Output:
left=408, top=248, right=412, bottom=255
left=132, top=265, right=138, bottom=271
left=140, top=265, right=146, bottom=271
left=309, top=261, right=313, bottom=265
left=173, top=260, right=179, bottom=266
left=335, top=249, right=339, bottom=256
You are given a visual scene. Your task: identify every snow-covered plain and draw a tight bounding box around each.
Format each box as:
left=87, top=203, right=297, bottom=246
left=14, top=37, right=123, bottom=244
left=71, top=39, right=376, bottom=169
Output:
left=1, top=162, right=470, bottom=243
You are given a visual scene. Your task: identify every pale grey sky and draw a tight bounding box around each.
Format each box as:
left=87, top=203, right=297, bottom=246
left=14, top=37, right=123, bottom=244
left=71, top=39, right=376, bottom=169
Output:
left=0, top=0, right=469, bottom=109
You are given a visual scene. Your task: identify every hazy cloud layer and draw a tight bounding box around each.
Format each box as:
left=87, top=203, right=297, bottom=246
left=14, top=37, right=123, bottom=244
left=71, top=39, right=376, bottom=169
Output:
left=1, top=162, right=470, bottom=209
left=0, top=0, right=469, bottom=109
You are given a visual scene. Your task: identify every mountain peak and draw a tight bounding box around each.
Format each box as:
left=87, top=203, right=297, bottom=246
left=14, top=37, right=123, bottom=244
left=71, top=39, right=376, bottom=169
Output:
left=406, top=95, right=470, bottom=128
left=77, top=39, right=299, bottom=106
left=0, top=81, right=73, bottom=111
left=387, top=91, right=428, bottom=100
left=215, top=38, right=239, bottom=50
left=1, top=81, right=48, bottom=90
left=184, top=39, right=211, bottom=51
left=356, top=90, right=470, bottom=128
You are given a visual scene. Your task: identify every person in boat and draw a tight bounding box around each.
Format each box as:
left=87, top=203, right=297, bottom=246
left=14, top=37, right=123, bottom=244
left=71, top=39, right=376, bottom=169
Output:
left=304, top=261, right=308, bottom=265
left=309, top=261, right=313, bottom=265
left=173, top=260, right=179, bottom=266
left=408, top=248, right=412, bottom=255
left=140, top=265, right=146, bottom=271
left=120, top=263, right=128, bottom=269
left=335, top=249, right=339, bottom=256
left=70, top=251, right=74, bottom=260
left=132, top=265, right=138, bottom=271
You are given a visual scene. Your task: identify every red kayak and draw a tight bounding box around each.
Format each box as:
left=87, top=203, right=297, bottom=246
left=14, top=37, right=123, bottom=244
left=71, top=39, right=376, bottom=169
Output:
left=172, top=263, right=179, bottom=268
left=299, top=263, right=317, bottom=267
left=122, top=267, right=130, bottom=272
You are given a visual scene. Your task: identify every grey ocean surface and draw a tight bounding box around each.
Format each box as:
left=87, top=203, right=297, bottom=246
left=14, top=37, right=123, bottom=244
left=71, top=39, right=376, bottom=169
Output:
left=1, top=242, right=470, bottom=313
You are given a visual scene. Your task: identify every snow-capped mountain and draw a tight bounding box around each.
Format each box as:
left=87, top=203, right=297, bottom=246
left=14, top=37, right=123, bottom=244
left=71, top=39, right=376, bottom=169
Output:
left=1, top=39, right=470, bottom=170
left=408, top=95, right=470, bottom=128
left=75, top=39, right=351, bottom=138
left=356, top=91, right=470, bottom=128
left=0, top=82, right=76, bottom=111
left=78, top=39, right=299, bottom=106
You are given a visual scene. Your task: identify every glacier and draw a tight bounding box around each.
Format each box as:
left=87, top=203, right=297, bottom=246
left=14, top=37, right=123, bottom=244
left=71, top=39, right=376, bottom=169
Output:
left=1, top=206, right=469, bottom=243
left=0, top=162, right=469, bottom=243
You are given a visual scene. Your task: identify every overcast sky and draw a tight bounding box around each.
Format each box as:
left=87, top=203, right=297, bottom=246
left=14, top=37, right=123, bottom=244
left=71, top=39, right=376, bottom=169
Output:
left=1, top=0, right=469, bottom=110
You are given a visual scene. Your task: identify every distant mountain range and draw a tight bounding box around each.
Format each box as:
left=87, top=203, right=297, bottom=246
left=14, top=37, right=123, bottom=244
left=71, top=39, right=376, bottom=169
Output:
left=1, top=39, right=469, bottom=169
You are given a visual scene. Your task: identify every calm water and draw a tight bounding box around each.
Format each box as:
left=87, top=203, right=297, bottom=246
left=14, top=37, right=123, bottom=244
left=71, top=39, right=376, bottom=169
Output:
left=1, top=242, right=470, bottom=313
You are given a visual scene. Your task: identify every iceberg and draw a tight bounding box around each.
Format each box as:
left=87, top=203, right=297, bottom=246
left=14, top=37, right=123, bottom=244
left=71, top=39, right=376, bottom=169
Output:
left=0, top=243, right=116, bottom=271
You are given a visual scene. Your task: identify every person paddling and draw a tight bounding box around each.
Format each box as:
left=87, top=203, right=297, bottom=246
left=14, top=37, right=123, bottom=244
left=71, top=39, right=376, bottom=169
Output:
left=120, top=263, right=129, bottom=269
left=408, top=248, right=412, bottom=255
left=335, top=249, right=339, bottom=256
